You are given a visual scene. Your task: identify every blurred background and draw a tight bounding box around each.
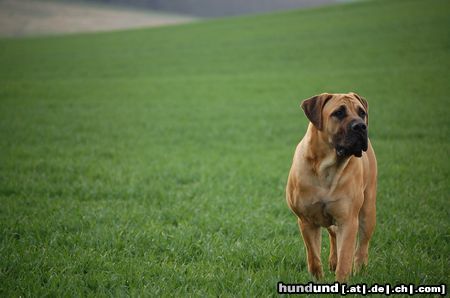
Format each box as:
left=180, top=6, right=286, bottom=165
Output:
left=88, top=0, right=338, bottom=17
left=1, top=0, right=344, bottom=36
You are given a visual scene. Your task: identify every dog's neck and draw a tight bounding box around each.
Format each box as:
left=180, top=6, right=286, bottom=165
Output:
left=305, top=123, right=350, bottom=188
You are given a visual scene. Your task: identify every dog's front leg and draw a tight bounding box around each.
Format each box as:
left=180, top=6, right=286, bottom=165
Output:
left=298, top=218, right=323, bottom=280
left=335, top=217, right=358, bottom=282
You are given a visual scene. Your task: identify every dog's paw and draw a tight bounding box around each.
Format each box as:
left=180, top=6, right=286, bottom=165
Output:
left=353, top=254, right=368, bottom=275
left=309, top=264, right=324, bottom=281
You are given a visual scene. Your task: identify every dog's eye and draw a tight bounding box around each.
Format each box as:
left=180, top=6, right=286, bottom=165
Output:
left=359, top=110, right=366, bottom=118
left=332, top=109, right=345, bottom=119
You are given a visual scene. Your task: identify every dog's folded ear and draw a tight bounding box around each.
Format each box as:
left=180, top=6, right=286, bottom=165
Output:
left=301, top=93, right=333, bottom=130
left=350, top=92, right=369, bottom=125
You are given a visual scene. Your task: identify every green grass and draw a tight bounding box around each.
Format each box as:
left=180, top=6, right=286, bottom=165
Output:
left=0, top=0, right=449, bottom=296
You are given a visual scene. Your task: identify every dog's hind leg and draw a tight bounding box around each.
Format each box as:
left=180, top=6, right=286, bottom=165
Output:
left=354, top=186, right=376, bottom=274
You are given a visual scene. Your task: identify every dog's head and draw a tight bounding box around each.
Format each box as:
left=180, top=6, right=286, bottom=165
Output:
left=301, top=92, right=369, bottom=158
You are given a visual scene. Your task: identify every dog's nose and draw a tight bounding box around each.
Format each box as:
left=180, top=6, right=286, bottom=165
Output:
left=351, top=122, right=367, bottom=132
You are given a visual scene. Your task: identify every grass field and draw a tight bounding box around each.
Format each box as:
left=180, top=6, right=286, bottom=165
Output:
left=0, top=0, right=449, bottom=296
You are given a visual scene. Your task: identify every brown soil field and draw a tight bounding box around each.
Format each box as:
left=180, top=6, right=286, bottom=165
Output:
left=0, top=0, right=197, bottom=37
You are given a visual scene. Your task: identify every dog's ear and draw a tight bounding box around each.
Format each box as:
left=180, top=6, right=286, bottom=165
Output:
left=301, top=93, right=333, bottom=130
left=350, top=92, right=369, bottom=125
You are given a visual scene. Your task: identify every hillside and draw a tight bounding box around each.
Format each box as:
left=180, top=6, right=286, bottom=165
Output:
left=0, top=0, right=195, bottom=37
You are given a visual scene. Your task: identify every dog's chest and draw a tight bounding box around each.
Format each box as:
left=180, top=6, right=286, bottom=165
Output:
left=301, top=195, right=335, bottom=227
left=298, top=174, right=344, bottom=227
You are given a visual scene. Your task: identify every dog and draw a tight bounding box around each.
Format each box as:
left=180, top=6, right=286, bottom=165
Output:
left=286, top=92, right=377, bottom=282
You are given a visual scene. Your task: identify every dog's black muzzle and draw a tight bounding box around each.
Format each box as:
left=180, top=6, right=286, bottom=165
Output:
left=336, top=120, right=368, bottom=158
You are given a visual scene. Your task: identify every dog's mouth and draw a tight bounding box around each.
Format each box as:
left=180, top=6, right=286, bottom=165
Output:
left=335, top=134, right=368, bottom=158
